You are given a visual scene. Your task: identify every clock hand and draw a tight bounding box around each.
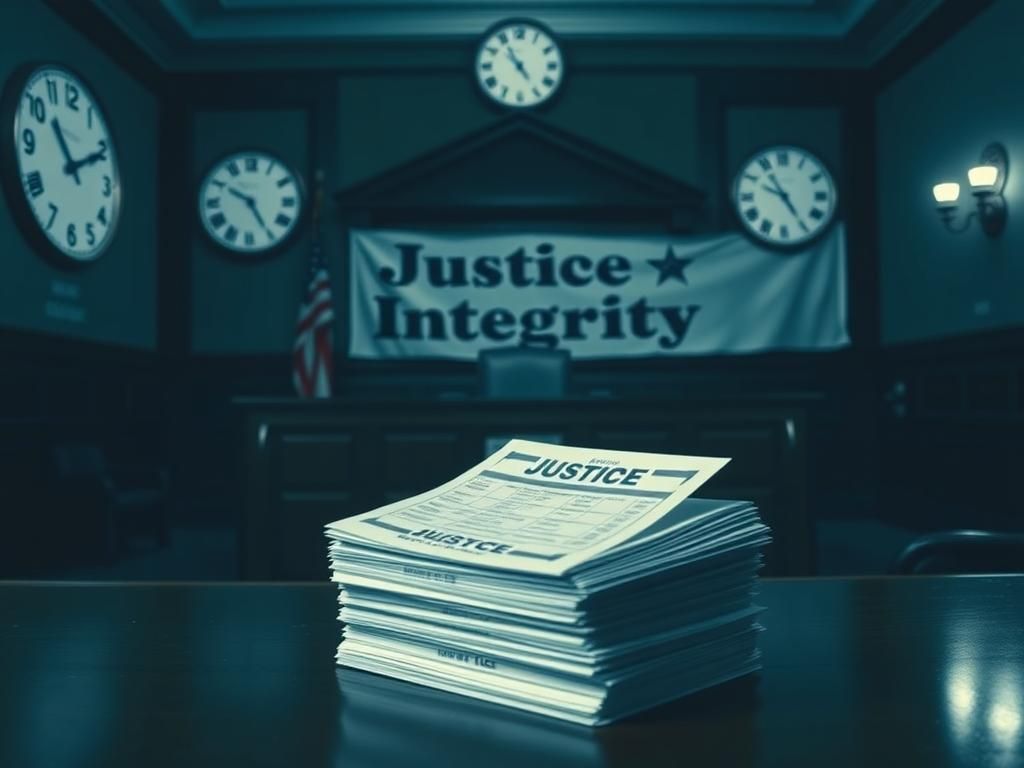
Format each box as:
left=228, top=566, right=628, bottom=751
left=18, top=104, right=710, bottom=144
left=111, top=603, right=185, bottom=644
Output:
left=767, top=173, right=808, bottom=228
left=51, top=118, right=81, bottom=185
left=767, top=173, right=789, bottom=197
left=67, top=144, right=108, bottom=173
left=246, top=200, right=268, bottom=230
left=227, top=187, right=269, bottom=230
left=781, top=197, right=808, bottom=229
left=227, top=187, right=253, bottom=204
left=505, top=47, right=530, bottom=81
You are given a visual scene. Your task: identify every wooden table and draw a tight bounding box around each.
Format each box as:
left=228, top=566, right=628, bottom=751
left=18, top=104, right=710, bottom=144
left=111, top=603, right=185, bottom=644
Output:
left=1, top=576, right=1021, bottom=767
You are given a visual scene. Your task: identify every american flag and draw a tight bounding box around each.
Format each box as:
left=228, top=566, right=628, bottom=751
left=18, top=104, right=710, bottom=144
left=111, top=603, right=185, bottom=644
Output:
left=292, top=235, right=334, bottom=398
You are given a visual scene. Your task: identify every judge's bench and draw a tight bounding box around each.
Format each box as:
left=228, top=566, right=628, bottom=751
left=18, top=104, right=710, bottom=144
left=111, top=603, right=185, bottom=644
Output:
left=234, top=394, right=814, bottom=580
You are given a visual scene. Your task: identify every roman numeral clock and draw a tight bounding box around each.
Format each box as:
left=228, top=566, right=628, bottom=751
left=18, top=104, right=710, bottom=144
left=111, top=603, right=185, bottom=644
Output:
left=198, top=150, right=303, bottom=258
left=731, top=146, right=838, bottom=249
left=0, top=64, right=121, bottom=267
left=475, top=19, right=564, bottom=109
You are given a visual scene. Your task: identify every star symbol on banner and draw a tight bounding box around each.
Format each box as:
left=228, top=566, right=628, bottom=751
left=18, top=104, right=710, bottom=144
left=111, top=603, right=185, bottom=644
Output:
left=647, top=246, right=695, bottom=286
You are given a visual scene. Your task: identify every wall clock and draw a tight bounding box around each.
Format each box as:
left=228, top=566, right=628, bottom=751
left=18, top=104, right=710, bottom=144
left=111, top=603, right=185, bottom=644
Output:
left=731, top=145, right=838, bottom=249
left=0, top=63, right=121, bottom=267
left=198, top=149, right=304, bottom=257
left=475, top=19, right=564, bottom=109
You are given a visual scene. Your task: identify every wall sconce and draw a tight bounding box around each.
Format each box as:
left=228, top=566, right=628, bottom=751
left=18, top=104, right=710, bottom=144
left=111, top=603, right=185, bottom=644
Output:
left=932, top=142, right=1008, bottom=237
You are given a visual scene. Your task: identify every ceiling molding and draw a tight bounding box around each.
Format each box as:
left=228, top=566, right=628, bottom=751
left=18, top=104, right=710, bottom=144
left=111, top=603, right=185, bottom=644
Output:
left=88, top=0, right=949, bottom=71
left=856, top=0, right=955, bottom=64
left=89, top=0, right=186, bottom=68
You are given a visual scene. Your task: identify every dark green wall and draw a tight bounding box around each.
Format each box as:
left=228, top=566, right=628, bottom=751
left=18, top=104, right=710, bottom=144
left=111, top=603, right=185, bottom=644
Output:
left=0, top=0, right=158, bottom=349
left=188, top=64, right=841, bottom=356
left=336, top=71, right=699, bottom=188
left=190, top=109, right=312, bottom=354
left=725, top=107, right=842, bottom=194
left=877, top=0, right=1023, bottom=344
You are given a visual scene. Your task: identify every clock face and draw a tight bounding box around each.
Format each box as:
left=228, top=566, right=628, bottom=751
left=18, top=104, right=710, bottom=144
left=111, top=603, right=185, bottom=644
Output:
left=198, top=150, right=303, bottom=255
left=475, top=20, right=563, bottom=109
left=731, top=146, right=838, bottom=248
left=3, top=64, right=121, bottom=264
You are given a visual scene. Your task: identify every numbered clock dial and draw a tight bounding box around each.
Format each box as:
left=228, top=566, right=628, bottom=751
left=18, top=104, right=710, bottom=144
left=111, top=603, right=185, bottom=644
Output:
left=3, top=65, right=121, bottom=264
left=732, top=146, right=838, bottom=248
left=476, top=20, right=563, bottom=109
left=198, top=150, right=303, bottom=255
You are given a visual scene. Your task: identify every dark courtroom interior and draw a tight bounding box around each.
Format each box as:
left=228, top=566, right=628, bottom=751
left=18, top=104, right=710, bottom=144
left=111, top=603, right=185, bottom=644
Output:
left=0, top=1, right=1022, bottom=766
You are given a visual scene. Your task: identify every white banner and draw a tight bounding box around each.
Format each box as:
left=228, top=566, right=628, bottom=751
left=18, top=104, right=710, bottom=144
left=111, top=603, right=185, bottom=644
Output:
left=349, top=227, right=848, bottom=360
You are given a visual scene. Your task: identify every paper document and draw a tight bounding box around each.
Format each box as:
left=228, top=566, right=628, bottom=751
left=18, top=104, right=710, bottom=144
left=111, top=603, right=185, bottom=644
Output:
left=326, top=439, right=770, bottom=726
left=327, top=439, right=729, bottom=576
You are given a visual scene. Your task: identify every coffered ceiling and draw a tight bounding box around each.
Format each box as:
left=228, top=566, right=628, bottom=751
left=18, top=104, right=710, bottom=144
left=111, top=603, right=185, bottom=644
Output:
left=90, top=0, right=948, bottom=70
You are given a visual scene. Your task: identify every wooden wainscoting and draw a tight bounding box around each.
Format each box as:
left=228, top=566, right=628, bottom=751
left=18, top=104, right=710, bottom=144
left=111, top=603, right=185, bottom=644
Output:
left=235, top=396, right=813, bottom=580
left=879, top=329, right=1024, bottom=533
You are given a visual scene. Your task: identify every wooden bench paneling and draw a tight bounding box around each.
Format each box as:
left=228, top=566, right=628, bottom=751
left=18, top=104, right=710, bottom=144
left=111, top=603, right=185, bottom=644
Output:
left=237, top=397, right=812, bottom=579
left=280, top=433, right=355, bottom=491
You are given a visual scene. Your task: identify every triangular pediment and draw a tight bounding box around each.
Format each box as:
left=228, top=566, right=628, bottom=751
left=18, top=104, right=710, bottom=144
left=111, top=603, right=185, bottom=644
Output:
left=335, top=115, right=704, bottom=223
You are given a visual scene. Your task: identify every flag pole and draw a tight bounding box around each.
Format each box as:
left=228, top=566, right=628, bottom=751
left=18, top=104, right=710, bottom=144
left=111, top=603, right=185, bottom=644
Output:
left=292, top=168, right=335, bottom=399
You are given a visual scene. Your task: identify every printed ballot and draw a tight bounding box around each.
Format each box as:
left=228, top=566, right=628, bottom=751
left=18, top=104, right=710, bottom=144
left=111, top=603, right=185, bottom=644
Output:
left=326, top=439, right=771, bottom=726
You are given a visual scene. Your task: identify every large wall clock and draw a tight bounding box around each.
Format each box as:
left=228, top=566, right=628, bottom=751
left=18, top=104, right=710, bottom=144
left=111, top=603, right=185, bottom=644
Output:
left=475, top=19, right=564, bottom=109
left=198, top=149, right=304, bottom=257
left=731, top=145, right=838, bottom=249
left=0, top=63, right=122, bottom=267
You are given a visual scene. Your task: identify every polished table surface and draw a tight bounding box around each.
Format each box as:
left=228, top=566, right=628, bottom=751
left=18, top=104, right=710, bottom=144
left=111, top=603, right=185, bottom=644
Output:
left=1, top=576, right=1022, bottom=768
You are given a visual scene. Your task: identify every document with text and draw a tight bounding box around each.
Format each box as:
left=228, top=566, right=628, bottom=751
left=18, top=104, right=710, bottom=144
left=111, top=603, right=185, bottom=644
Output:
left=326, top=439, right=729, bottom=577
left=326, top=439, right=770, bottom=726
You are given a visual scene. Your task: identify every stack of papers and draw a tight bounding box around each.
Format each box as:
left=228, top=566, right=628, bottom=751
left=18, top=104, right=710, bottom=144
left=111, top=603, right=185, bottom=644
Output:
left=326, top=439, right=771, bottom=726
left=336, top=668, right=609, bottom=767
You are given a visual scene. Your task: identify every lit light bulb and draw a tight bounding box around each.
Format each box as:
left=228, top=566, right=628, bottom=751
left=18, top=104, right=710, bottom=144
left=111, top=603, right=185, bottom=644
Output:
left=968, top=165, right=998, bottom=191
left=933, top=182, right=961, bottom=207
